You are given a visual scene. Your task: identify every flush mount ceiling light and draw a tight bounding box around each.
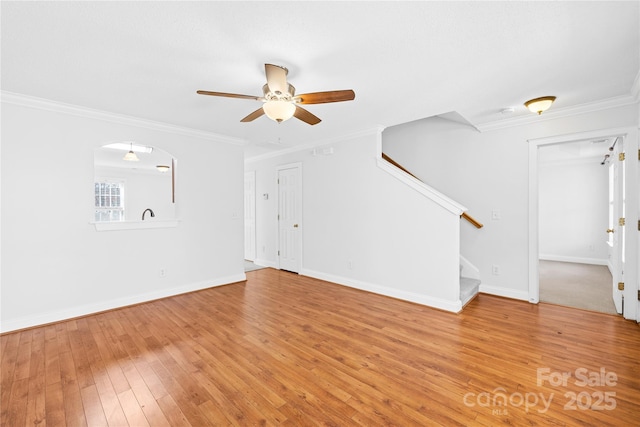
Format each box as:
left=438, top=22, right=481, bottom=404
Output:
left=524, top=96, right=556, bottom=115
left=123, top=142, right=139, bottom=162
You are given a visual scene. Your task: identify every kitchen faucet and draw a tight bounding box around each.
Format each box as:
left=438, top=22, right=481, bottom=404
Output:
left=142, top=208, right=155, bottom=220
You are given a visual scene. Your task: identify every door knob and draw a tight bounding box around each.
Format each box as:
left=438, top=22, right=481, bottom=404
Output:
left=606, top=228, right=615, bottom=233
left=293, top=224, right=299, bottom=228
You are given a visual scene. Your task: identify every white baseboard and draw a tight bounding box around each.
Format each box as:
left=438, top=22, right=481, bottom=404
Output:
left=300, top=268, right=462, bottom=313
left=0, top=273, right=246, bottom=333
left=539, top=254, right=608, bottom=266
left=479, top=284, right=529, bottom=301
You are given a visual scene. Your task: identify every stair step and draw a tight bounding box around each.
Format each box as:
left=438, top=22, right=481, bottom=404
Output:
left=460, top=276, right=480, bottom=307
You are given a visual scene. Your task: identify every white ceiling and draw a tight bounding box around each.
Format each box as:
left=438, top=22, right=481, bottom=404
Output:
left=2, top=1, right=638, bottom=158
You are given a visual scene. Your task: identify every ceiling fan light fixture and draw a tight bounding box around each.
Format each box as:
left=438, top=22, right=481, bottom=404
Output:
left=197, top=63, right=354, bottom=125
left=263, top=100, right=296, bottom=123
left=524, top=96, right=556, bottom=115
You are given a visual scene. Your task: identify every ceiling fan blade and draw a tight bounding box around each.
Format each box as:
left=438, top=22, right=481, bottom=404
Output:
left=293, top=105, right=321, bottom=125
left=265, top=64, right=288, bottom=94
left=295, top=90, right=355, bottom=104
left=197, top=90, right=261, bottom=101
left=240, top=107, right=265, bottom=122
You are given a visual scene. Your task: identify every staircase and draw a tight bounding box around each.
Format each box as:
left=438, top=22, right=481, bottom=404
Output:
left=460, top=259, right=481, bottom=308
left=460, top=275, right=481, bottom=307
left=379, top=151, right=483, bottom=311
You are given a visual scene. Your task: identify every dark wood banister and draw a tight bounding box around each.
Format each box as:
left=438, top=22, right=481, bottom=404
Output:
left=381, top=153, right=484, bottom=229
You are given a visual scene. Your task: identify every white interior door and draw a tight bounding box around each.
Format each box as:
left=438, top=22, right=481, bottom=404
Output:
left=609, top=137, right=624, bottom=314
left=277, top=164, right=301, bottom=273
left=244, top=171, right=256, bottom=261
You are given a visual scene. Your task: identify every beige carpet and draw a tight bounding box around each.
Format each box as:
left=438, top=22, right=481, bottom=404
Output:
left=539, top=260, right=618, bottom=315
left=244, top=260, right=266, bottom=272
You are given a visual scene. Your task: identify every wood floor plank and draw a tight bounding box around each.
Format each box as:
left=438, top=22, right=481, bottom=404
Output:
left=12, top=330, right=32, bottom=382
left=76, top=316, right=129, bottom=426
left=198, top=400, right=234, bottom=427
left=80, top=384, right=108, bottom=427
left=67, top=321, right=95, bottom=391
left=2, top=268, right=640, bottom=425
left=44, top=380, right=66, bottom=426
left=59, top=345, right=87, bottom=427
left=3, top=378, right=29, bottom=427
left=117, top=388, right=150, bottom=427
left=24, top=328, right=46, bottom=427
left=43, top=325, right=61, bottom=387
left=119, top=355, right=171, bottom=427
left=88, top=357, right=129, bottom=426
left=85, top=316, right=130, bottom=396
left=148, top=356, right=215, bottom=426
left=155, top=394, right=193, bottom=427
left=0, top=333, right=20, bottom=425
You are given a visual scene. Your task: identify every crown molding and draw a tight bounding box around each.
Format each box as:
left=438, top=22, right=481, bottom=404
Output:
left=0, top=91, right=247, bottom=146
left=244, top=125, right=385, bottom=163
left=474, top=94, right=638, bottom=133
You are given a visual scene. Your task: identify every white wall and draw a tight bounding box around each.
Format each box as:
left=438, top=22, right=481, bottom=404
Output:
left=1, top=97, right=245, bottom=332
left=538, top=157, right=608, bottom=264
left=246, top=130, right=463, bottom=312
left=382, top=104, right=638, bottom=301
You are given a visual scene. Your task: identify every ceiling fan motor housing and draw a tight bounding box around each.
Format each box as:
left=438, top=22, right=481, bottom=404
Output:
left=262, top=83, right=295, bottom=101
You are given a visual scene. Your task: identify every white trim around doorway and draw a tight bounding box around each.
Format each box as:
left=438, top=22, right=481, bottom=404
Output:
left=528, top=126, right=638, bottom=321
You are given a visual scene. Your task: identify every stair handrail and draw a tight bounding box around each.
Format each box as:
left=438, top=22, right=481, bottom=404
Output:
left=382, top=152, right=417, bottom=178
left=381, top=153, right=484, bottom=229
left=461, top=212, right=483, bottom=229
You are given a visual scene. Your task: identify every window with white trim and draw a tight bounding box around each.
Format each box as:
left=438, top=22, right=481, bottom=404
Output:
left=95, top=179, right=125, bottom=222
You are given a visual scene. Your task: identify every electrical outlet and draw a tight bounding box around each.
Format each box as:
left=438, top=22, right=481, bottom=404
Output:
left=492, top=265, right=500, bottom=275
left=348, top=260, right=354, bottom=270
left=159, top=268, right=166, bottom=277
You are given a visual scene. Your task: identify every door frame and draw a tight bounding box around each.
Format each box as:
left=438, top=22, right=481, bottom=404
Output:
left=609, top=136, right=624, bottom=313
left=244, top=170, right=256, bottom=261
left=528, top=126, right=638, bottom=321
left=275, top=162, right=303, bottom=272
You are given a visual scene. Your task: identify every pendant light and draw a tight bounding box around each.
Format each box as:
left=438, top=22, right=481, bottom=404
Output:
left=123, top=142, right=139, bottom=161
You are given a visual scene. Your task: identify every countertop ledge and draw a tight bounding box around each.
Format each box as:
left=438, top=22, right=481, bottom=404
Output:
left=92, top=219, right=180, bottom=231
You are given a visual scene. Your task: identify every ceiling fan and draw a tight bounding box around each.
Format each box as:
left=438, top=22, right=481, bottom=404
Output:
left=197, top=64, right=355, bottom=125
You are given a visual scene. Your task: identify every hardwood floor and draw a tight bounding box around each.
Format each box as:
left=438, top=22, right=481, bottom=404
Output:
left=2, top=268, right=639, bottom=426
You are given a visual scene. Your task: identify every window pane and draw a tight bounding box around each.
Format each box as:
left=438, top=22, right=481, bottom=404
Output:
left=94, top=180, right=125, bottom=220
